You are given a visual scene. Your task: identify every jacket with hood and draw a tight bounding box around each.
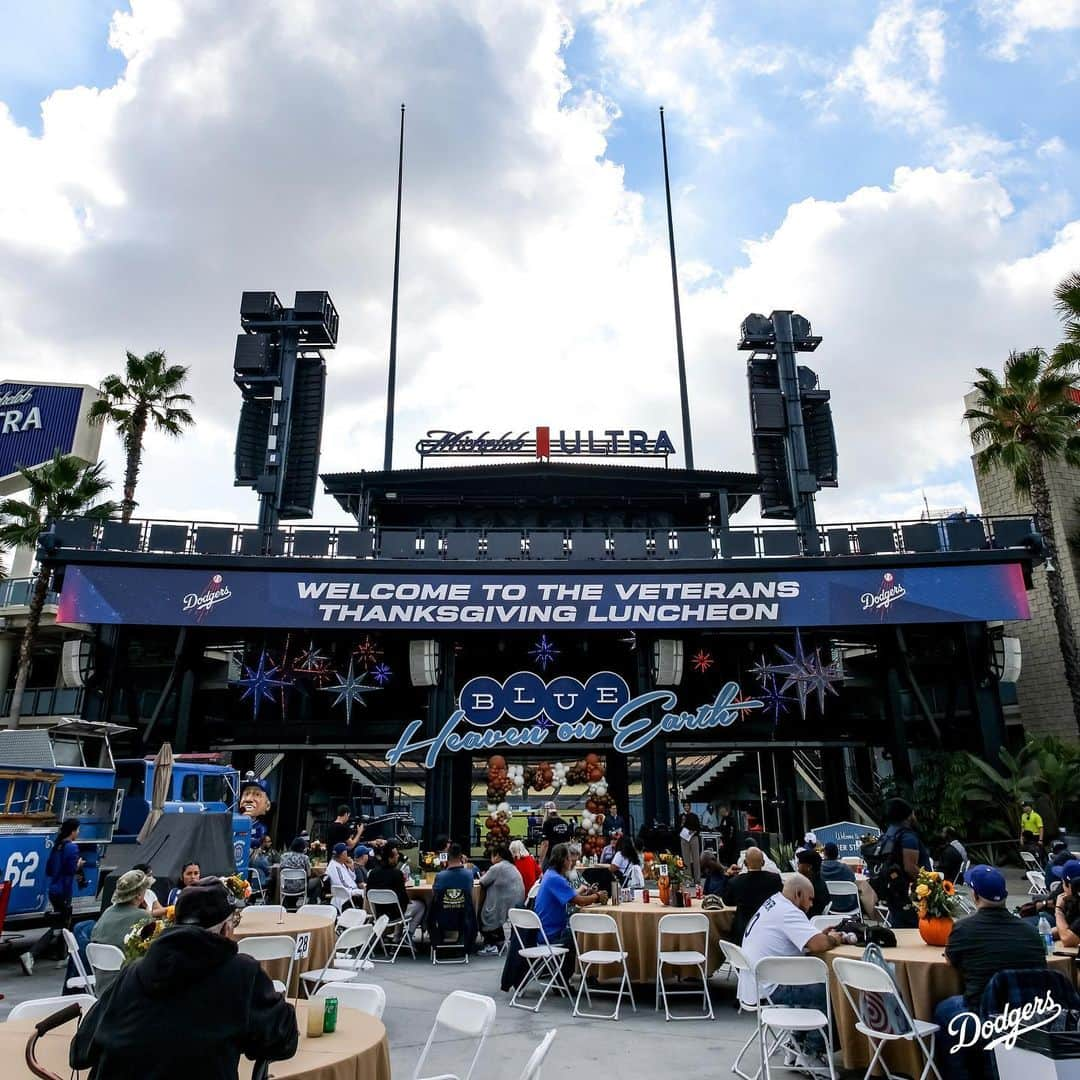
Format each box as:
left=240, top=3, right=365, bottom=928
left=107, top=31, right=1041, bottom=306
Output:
left=71, top=924, right=298, bottom=1080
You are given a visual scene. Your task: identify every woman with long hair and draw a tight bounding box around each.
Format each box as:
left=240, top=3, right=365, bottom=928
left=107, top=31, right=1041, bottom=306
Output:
left=21, top=818, right=83, bottom=974
left=599, top=835, right=645, bottom=891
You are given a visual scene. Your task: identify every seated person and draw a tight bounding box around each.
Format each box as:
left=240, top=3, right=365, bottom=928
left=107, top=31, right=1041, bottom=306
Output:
left=935, top=866, right=1046, bottom=1080
left=366, top=843, right=426, bottom=940
left=533, top=842, right=608, bottom=974
left=819, top=843, right=858, bottom=913
left=598, top=836, right=646, bottom=892
left=327, top=844, right=365, bottom=907
left=477, top=845, right=524, bottom=956
left=1052, top=869, right=1080, bottom=948
left=167, top=862, right=202, bottom=906
left=725, top=847, right=783, bottom=941
left=92, top=870, right=156, bottom=993
left=72, top=878, right=297, bottom=1078
left=250, top=833, right=277, bottom=887
left=1046, top=838, right=1072, bottom=883
left=795, top=850, right=831, bottom=918
left=132, top=862, right=165, bottom=918
left=278, top=837, right=322, bottom=903
left=736, top=840, right=781, bottom=875
left=352, top=844, right=373, bottom=886
left=738, top=874, right=842, bottom=1063
left=700, top=851, right=728, bottom=897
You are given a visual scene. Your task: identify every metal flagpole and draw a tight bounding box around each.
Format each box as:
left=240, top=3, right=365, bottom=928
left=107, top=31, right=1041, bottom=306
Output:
left=383, top=103, right=405, bottom=472
left=659, top=106, right=695, bottom=471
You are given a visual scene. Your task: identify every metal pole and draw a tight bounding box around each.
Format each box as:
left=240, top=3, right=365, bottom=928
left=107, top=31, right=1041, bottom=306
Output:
left=383, top=103, right=405, bottom=473
left=659, top=107, right=695, bottom=471
left=757, top=751, right=766, bottom=833
left=772, top=310, right=820, bottom=553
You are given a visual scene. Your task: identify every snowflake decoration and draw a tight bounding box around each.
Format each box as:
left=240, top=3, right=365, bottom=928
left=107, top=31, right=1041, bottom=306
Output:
left=352, top=636, right=383, bottom=670
left=294, top=642, right=333, bottom=688
left=233, top=651, right=293, bottom=721
left=319, top=658, right=381, bottom=725
left=691, top=649, right=714, bottom=674
left=756, top=630, right=845, bottom=721
left=529, top=634, right=560, bottom=672
left=371, top=662, right=393, bottom=686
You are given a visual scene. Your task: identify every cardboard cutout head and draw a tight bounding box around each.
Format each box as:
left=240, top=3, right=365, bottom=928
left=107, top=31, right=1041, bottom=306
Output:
left=239, top=775, right=271, bottom=819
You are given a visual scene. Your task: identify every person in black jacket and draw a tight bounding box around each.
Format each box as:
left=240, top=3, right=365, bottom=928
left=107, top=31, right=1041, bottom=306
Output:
left=71, top=878, right=297, bottom=1080
left=724, top=846, right=783, bottom=942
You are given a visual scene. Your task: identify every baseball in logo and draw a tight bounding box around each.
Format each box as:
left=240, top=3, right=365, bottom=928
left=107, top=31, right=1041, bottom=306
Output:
left=182, top=573, right=233, bottom=621
left=860, top=571, right=907, bottom=618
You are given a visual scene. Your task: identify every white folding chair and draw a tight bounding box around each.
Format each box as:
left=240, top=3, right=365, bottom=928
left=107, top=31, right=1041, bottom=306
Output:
left=331, top=883, right=361, bottom=911
left=1020, top=850, right=1041, bottom=873
left=754, top=956, right=836, bottom=1080
left=298, top=922, right=383, bottom=996
left=256, top=904, right=287, bottom=919
left=86, top=942, right=124, bottom=986
left=833, top=957, right=942, bottom=1080
left=811, top=915, right=845, bottom=931
left=823, top=881, right=862, bottom=920
left=315, top=981, right=386, bottom=1020
left=236, top=934, right=295, bottom=994
left=297, top=904, right=338, bottom=922
left=280, top=868, right=308, bottom=910
left=247, top=866, right=267, bottom=903
left=366, top=888, right=417, bottom=962
left=516, top=1029, right=558, bottom=1080
left=569, top=912, right=636, bottom=1020
left=62, top=928, right=97, bottom=997
left=1027, top=870, right=1047, bottom=895
left=719, top=940, right=763, bottom=1080
left=655, top=912, right=713, bottom=1021
left=335, top=908, right=371, bottom=935
left=412, top=990, right=496, bottom=1080
left=507, top=908, right=572, bottom=1013
left=8, top=994, right=96, bottom=1021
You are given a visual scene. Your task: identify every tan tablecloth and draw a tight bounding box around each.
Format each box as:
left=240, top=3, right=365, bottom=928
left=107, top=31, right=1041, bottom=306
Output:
left=576, top=899, right=736, bottom=983
left=235, top=908, right=337, bottom=996
left=3, top=1006, right=390, bottom=1080
left=405, top=882, right=482, bottom=909
left=826, top=927, right=1074, bottom=1075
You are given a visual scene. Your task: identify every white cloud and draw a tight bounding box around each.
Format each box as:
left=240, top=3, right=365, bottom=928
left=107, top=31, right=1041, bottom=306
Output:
left=1037, top=136, right=1067, bottom=158
left=0, top=0, right=1078, bottom=533
left=978, top=0, right=1080, bottom=60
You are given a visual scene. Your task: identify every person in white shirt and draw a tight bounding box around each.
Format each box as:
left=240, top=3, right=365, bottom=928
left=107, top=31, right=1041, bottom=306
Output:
left=327, top=843, right=365, bottom=907
left=737, top=873, right=842, bottom=1059
left=737, top=841, right=782, bottom=875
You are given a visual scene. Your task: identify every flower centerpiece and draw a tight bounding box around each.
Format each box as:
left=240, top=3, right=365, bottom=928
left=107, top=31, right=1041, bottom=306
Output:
left=656, top=853, right=688, bottom=904
left=913, top=868, right=960, bottom=945
left=122, top=914, right=171, bottom=963
left=307, top=840, right=327, bottom=862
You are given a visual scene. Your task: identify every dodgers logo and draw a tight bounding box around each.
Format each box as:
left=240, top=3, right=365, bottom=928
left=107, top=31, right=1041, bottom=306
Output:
left=183, top=573, right=233, bottom=621
left=861, top=571, right=906, bottom=616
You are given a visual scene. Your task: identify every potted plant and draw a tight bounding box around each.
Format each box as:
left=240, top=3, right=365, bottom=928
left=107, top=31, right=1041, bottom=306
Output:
left=914, top=869, right=961, bottom=945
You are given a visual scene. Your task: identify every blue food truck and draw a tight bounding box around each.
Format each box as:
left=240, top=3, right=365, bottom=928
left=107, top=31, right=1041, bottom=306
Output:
left=0, top=720, right=124, bottom=924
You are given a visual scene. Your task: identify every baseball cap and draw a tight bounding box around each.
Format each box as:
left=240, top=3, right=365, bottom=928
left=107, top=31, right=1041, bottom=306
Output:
left=1061, top=859, right=1080, bottom=882
left=966, top=864, right=1007, bottom=902
left=355, top=844, right=373, bottom=857
left=174, top=879, right=232, bottom=928
left=332, top=842, right=348, bottom=856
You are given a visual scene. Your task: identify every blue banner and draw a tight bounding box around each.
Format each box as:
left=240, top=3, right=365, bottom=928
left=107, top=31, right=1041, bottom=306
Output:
left=57, top=561, right=1031, bottom=629
left=0, top=382, right=84, bottom=480
left=811, top=821, right=880, bottom=858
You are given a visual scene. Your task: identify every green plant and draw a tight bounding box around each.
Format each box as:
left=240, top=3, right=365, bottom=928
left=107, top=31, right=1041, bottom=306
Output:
left=0, top=453, right=116, bottom=723
left=88, top=350, right=194, bottom=523
left=963, top=745, right=1041, bottom=842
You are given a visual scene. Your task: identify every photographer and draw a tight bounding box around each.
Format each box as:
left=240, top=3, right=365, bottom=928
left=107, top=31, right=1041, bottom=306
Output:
left=325, top=805, right=363, bottom=852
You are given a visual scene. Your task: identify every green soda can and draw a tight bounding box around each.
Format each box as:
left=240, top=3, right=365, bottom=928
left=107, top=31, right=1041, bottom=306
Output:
left=323, top=996, right=338, bottom=1033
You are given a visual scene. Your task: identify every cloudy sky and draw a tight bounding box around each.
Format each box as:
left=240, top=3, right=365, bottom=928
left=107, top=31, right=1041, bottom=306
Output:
left=2, top=0, right=1079, bottom=527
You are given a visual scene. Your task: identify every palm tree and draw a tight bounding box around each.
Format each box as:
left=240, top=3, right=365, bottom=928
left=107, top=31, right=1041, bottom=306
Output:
left=88, top=351, right=194, bottom=523
left=965, top=348, right=1080, bottom=733
left=1055, top=272, right=1080, bottom=349
left=0, top=454, right=116, bottom=724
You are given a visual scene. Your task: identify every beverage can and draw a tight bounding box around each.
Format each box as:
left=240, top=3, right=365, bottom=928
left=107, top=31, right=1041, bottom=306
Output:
left=696, top=884, right=703, bottom=899
left=642, top=888, right=650, bottom=904
left=323, top=996, right=338, bottom=1033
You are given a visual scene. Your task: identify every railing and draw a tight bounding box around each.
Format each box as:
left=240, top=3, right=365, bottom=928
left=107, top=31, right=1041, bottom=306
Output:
left=0, top=686, right=84, bottom=718
left=0, top=577, right=59, bottom=609
left=46, top=513, right=1036, bottom=562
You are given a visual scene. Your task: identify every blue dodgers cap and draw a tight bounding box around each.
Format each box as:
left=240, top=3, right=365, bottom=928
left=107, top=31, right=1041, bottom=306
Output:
left=966, top=864, right=1007, bottom=902
left=332, top=842, right=348, bottom=856
left=1062, top=859, right=1080, bottom=883
left=355, top=844, right=373, bottom=857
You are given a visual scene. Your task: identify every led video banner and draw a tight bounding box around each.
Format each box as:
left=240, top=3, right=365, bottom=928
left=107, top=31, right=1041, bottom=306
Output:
left=56, top=561, right=1031, bottom=629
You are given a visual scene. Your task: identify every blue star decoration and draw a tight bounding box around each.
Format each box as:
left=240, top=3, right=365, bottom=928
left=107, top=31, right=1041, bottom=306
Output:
left=319, top=658, right=381, bottom=725
left=757, top=630, right=844, bottom=721
left=758, top=674, right=792, bottom=727
left=529, top=634, right=560, bottom=671
left=233, top=650, right=294, bottom=721
left=371, top=662, right=392, bottom=686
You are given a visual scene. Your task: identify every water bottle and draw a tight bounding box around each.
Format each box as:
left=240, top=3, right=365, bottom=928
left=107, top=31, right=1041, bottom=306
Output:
left=1038, top=914, right=1054, bottom=955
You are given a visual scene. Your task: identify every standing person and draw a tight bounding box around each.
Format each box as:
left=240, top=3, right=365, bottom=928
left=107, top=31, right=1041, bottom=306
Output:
left=325, top=804, right=362, bottom=851
left=718, top=805, right=738, bottom=864
left=820, top=843, right=858, bottom=913
left=509, top=839, right=541, bottom=894
left=477, top=846, right=525, bottom=955
left=1020, top=800, right=1044, bottom=847
left=21, top=817, right=84, bottom=974
left=679, top=799, right=702, bottom=883
left=934, top=866, right=1046, bottom=1080
left=604, top=802, right=627, bottom=837
left=71, top=878, right=298, bottom=1080
left=871, top=799, right=930, bottom=929
left=539, top=802, right=571, bottom=866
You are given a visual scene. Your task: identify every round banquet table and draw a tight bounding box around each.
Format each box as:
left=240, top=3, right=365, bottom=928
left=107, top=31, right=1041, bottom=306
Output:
left=2, top=1005, right=390, bottom=1080
left=575, top=899, right=736, bottom=984
left=826, top=927, right=1075, bottom=1076
left=234, top=907, right=337, bottom=996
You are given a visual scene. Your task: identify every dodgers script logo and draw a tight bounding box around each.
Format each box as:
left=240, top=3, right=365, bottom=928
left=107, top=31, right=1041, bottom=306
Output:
left=947, top=990, right=1062, bottom=1053
left=861, top=572, right=906, bottom=616
left=386, top=669, right=763, bottom=768
left=183, top=573, right=233, bottom=621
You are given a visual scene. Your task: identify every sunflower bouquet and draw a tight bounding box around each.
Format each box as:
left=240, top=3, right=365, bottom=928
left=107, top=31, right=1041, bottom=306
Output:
left=223, top=874, right=253, bottom=904
left=656, top=852, right=688, bottom=889
left=122, top=914, right=171, bottom=963
left=913, top=868, right=961, bottom=919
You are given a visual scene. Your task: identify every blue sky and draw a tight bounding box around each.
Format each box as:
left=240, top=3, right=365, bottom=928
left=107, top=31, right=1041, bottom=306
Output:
left=0, top=1, right=1079, bottom=524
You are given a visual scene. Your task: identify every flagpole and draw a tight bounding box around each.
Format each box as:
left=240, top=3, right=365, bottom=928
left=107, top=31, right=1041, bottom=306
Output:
left=383, top=104, right=405, bottom=472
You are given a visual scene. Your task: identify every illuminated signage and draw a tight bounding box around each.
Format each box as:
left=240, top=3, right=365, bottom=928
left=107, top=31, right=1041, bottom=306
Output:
left=415, top=426, right=676, bottom=461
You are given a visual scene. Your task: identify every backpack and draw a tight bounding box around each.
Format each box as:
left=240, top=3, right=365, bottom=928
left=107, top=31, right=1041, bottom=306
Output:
left=867, top=828, right=910, bottom=910
left=858, top=941, right=911, bottom=1035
